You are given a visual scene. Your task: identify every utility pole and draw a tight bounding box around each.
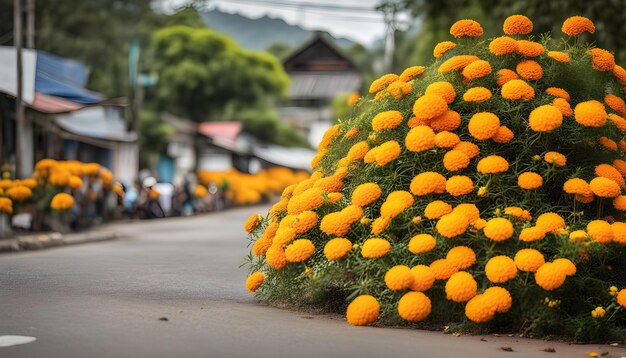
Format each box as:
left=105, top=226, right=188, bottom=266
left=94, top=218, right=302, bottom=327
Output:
left=26, top=0, right=34, bottom=48
left=377, top=1, right=400, bottom=73
left=14, top=0, right=32, bottom=178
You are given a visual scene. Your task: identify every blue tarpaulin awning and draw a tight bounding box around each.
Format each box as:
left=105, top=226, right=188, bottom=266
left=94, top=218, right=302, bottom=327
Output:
left=35, top=51, right=102, bottom=104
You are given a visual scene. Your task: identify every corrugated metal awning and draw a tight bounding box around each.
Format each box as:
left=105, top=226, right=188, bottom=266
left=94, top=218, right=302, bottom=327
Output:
left=288, top=71, right=361, bottom=100
left=28, top=92, right=84, bottom=114
left=55, top=106, right=136, bottom=142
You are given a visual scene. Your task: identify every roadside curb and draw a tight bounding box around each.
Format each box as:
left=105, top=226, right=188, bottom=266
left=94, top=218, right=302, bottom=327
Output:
left=0, top=230, right=116, bottom=254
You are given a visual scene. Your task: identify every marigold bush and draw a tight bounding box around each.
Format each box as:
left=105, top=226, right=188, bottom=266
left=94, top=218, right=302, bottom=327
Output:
left=245, top=15, right=626, bottom=342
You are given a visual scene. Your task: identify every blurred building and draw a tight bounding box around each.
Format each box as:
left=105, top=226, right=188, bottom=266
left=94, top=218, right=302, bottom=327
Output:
left=278, top=33, right=362, bottom=147
left=0, top=47, right=138, bottom=182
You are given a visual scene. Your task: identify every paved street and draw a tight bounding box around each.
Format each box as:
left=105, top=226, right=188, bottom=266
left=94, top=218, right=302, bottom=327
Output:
left=0, top=205, right=621, bottom=358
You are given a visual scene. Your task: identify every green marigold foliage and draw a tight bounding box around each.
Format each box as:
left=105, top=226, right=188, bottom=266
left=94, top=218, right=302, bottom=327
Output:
left=244, top=15, right=626, bottom=342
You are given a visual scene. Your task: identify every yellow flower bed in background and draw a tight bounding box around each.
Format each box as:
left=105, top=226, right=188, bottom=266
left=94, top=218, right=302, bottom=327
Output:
left=244, top=15, right=626, bottom=342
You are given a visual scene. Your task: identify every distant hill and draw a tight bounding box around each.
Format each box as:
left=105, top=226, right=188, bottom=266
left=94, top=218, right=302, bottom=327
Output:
left=199, top=9, right=358, bottom=52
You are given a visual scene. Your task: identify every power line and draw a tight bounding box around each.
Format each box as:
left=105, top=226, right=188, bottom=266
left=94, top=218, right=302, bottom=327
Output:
left=214, top=0, right=379, bottom=13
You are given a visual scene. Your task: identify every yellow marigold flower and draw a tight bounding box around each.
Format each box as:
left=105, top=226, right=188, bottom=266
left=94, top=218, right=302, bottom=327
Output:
left=347, top=141, right=370, bottom=161
left=443, top=150, right=470, bottom=172
left=516, top=40, right=544, bottom=57
left=463, top=87, right=492, bottom=102
left=553, top=258, right=576, bottom=276
left=369, top=73, right=399, bottom=93
left=501, top=79, right=534, bottom=100
left=462, top=60, right=492, bottom=80
left=380, top=191, right=414, bottom=218
left=409, top=265, right=435, bottom=291
left=618, top=289, right=626, bottom=309
left=483, top=287, right=512, bottom=313
left=514, top=249, right=545, bottom=272
left=35, top=158, right=58, bottom=171
left=438, top=55, right=480, bottom=73
left=484, top=218, right=514, bottom=242
left=314, top=174, right=344, bottom=193
left=266, top=244, right=287, bottom=269
left=399, top=65, right=426, bottom=82
left=347, top=92, right=360, bottom=106
left=269, top=198, right=288, bottom=217
left=450, top=19, right=483, bottom=37
left=503, top=14, right=533, bottom=35
left=408, top=233, right=436, bottom=254
left=433, top=41, right=457, bottom=58
left=430, top=110, right=461, bottom=132
left=245, top=272, right=265, bottom=293
left=310, top=151, right=324, bottom=169
left=374, top=140, right=401, bottom=166
left=596, top=164, right=625, bottom=187
left=605, top=94, right=626, bottom=116
left=413, top=94, right=448, bottom=121
left=435, top=131, right=461, bottom=148
left=562, top=16, right=595, bottom=36
left=611, top=222, right=626, bottom=243
left=492, top=126, right=514, bottom=144
left=385, top=265, right=414, bottom=291
left=547, top=51, right=570, bottom=62
left=327, top=192, right=343, bottom=203
left=536, top=212, right=565, bottom=233
left=589, top=177, right=621, bottom=198
left=68, top=175, right=83, bottom=190
left=436, top=212, right=470, bottom=238
left=407, top=116, right=430, bottom=128
left=351, top=183, right=382, bottom=207
left=591, top=306, right=606, bottom=319
left=372, top=110, right=403, bottom=131
left=319, top=207, right=362, bottom=237
left=445, top=175, right=474, bottom=196
left=361, top=238, right=391, bottom=258
left=516, top=59, right=543, bottom=81
left=614, top=65, right=626, bottom=86
left=535, top=262, right=566, bottom=290
left=528, top=104, right=562, bottom=132
left=545, top=87, right=570, bottom=100
left=292, top=211, right=319, bottom=234
left=6, top=185, right=32, bottom=201
left=569, top=230, right=588, bottom=243
left=344, top=127, right=359, bottom=139
left=424, top=200, right=453, bottom=220
left=387, top=80, right=412, bottom=99
left=253, top=222, right=278, bottom=256
left=489, top=36, right=518, bottom=56
left=446, top=271, right=478, bottom=302
left=411, top=216, right=422, bottom=225
left=244, top=214, right=262, bottom=233
left=0, top=197, right=13, bottom=214
left=50, top=192, right=74, bottom=211
left=587, top=48, right=615, bottom=71
left=398, top=291, right=431, bottom=322
left=410, top=172, right=447, bottom=196
left=586, top=220, right=614, bottom=244
left=575, top=100, right=607, bottom=127
left=430, top=258, right=458, bottom=280
left=346, top=295, right=379, bottom=326
left=563, top=178, right=593, bottom=196
left=446, top=246, right=476, bottom=270
left=465, top=294, right=496, bottom=323
left=552, top=98, right=573, bottom=117
left=485, top=256, right=517, bottom=283
left=599, top=136, right=618, bottom=151
left=496, top=69, right=518, bottom=86
left=544, top=151, right=567, bottom=167
left=425, top=82, right=456, bottom=104
left=614, top=196, right=626, bottom=211
left=503, top=206, right=531, bottom=221
left=273, top=226, right=296, bottom=246
left=452, top=203, right=480, bottom=223
left=477, top=155, right=509, bottom=174
left=48, top=171, right=70, bottom=186
left=371, top=216, right=391, bottom=234
left=405, top=125, right=436, bottom=152
left=468, top=112, right=500, bottom=140
left=517, top=172, right=543, bottom=190
left=288, top=187, right=324, bottom=214
left=472, top=218, right=487, bottom=229
left=453, top=141, right=480, bottom=159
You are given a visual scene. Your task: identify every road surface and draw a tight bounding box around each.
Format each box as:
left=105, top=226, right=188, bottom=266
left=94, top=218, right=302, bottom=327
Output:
left=0, top=205, right=621, bottom=357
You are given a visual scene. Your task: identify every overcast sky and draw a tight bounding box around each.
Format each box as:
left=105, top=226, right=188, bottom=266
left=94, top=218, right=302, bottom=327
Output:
left=159, top=0, right=391, bottom=46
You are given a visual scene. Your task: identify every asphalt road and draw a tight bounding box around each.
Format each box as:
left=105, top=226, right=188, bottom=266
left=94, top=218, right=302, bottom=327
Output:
left=0, top=205, right=621, bottom=358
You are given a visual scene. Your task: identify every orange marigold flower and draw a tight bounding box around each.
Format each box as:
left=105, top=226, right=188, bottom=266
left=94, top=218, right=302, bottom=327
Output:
left=461, top=60, right=492, bottom=80
left=589, top=177, right=621, bottom=198
left=614, top=65, right=626, bottom=86
left=398, top=291, right=431, bottom=321
left=587, top=48, right=615, bottom=71
left=430, top=258, right=458, bottom=280
left=519, top=226, right=546, bottom=242
left=374, top=140, right=401, bottom=166
left=468, top=112, right=500, bottom=140
left=518, top=172, right=543, bottom=189
left=425, top=81, right=456, bottom=104
left=587, top=220, right=614, bottom=245
left=562, top=16, right=595, bottom=36
left=351, top=182, right=382, bottom=207
left=613, top=222, right=626, bottom=243
left=452, top=203, right=481, bottom=223
left=438, top=55, right=480, bottom=73
left=399, top=66, right=426, bottom=82
left=503, top=14, right=533, bottom=35
left=424, top=200, right=452, bottom=220
left=245, top=272, right=265, bottom=293
left=443, top=150, right=471, bottom=172
left=446, top=246, right=476, bottom=270
left=445, top=175, right=474, bottom=196
left=436, top=212, right=470, bottom=238
left=553, top=258, right=577, bottom=276
left=489, top=36, right=518, bottom=56
left=323, top=238, right=352, bottom=261
left=605, top=94, right=626, bottom=116
left=516, top=40, right=544, bottom=57
left=501, top=79, right=534, bottom=100
left=435, top=131, right=461, bottom=148
left=504, top=206, right=532, bottom=221
left=450, top=19, right=483, bottom=37
left=369, top=73, right=399, bottom=93
left=483, top=287, right=512, bottom=313
left=413, top=94, right=448, bottom=120
left=371, top=216, right=391, bottom=234
left=528, top=104, right=562, bottom=132
left=496, top=69, right=518, bottom=86
left=485, top=256, right=517, bottom=283
left=514, top=249, right=545, bottom=272
left=563, top=178, right=593, bottom=196
left=535, top=262, right=566, bottom=290
left=545, top=87, right=570, bottom=100
left=430, top=110, right=461, bottom=132
left=465, top=294, right=496, bottom=323
left=595, top=164, right=625, bottom=187
left=347, top=141, right=370, bottom=161
left=385, top=265, right=414, bottom=291
left=463, top=87, right=492, bottom=102
left=285, top=239, right=315, bottom=262
left=408, top=234, right=437, bottom=254
left=410, top=172, right=447, bottom=196
left=446, top=271, right=478, bottom=302
left=536, top=212, right=565, bottom=233
left=552, top=98, right=573, bottom=117
left=516, top=59, right=543, bottom=81
left=547, top=51, right=570, bottom=62
left=433, top=41, right=457, bottom=58
left=361, top=238, right=391, bottom=258
left=614, top=159, right=626, bottom=176
left=492, top=126, right=514, bottom=143
left=380, top=191, right=414, bottom=218
left=477, top=155, right=509, bottom=174
left=484, top=217, right=514, bottom=242
left=244, top=214, right=262, bottom=233
left=405, top=125, right=436, bottom=152
left=387, top=80, right=412, bottom=99
left=453, top=141, right=480, bottom=159
left=544, top=151, right=567, bottom=167
left=266, top=244, right=287, bottom=269
left=346, top=295, right=380, bottom=326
